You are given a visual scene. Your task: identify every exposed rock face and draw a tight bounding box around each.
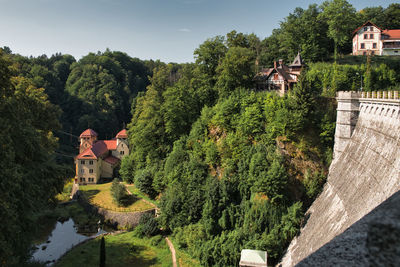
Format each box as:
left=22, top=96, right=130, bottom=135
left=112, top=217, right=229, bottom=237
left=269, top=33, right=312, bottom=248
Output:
left=280, top=92, right=400, bottom=266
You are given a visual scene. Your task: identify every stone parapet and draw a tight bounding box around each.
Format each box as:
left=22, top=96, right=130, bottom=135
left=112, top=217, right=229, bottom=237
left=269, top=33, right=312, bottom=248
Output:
left=333, top=91, right=360, bottom=161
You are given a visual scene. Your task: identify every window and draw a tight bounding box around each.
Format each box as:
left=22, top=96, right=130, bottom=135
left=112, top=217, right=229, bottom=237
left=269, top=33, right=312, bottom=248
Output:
left=80, top=169, right=84, bottom=174
left=120, top=151, right=125, bottom=155
left=364, top=34, right=368, bottom=39
left=88, top=178, right=94, bottom=182
left=82, top=178, right=85, bottom=182
left=81, top=160, right=85, bottom=164
left=371, top=51, right=375, bottom=55
left=89, top=160, right=93, bottom=165
left=363, top=52, right=367, bottom=56
left=364, top=27, right=367, bottom=31
left=89, top=169, right=94, bottom=173
left=361, top=43, right=365, bottom=49
left=370, top=34, right=374, bottom=39
left=373, top=43, right=377, bottom=49
left=121, top=144, right=124, bottom=148
left=274, top=73, right=278, bottom=80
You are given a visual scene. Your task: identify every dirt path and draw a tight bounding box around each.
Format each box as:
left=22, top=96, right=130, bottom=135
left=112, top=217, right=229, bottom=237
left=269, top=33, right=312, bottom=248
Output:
left=124, top=184, right=158, bottom=209
left=165, top=237, right=177, bottom=267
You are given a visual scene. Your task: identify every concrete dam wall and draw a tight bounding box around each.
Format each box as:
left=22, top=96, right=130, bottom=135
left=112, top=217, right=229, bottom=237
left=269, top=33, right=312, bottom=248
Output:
left=280, top=91, right=400, bottom=266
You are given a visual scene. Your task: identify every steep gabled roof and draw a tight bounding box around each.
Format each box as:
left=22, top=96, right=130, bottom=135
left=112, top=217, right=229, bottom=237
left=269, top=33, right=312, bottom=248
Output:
left=276, top=68, right=292, bottom=82
left=352, top=21, right=383, bottom=36
left=80, top=128, right=98, bottom=138
left=116, top=129, right=128, bottom=139
left=76, top=140, right=112, bottom=160
left=76, top=147, right=98, bottom=160
left=289, top=52, right=304, bottom=67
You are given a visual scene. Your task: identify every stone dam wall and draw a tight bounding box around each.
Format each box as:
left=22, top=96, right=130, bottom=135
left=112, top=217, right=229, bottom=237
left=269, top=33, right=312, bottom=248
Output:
left=280, top=91, right=400, bottom=266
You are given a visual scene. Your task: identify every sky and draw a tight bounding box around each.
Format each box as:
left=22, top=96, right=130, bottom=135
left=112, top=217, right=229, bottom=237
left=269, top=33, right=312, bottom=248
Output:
left=0, top=0, right=395, bottom=63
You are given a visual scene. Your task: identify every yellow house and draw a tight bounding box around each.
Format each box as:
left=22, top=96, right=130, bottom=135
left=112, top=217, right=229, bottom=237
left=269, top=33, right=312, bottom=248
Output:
left=74, top=129, right=129, bottom=184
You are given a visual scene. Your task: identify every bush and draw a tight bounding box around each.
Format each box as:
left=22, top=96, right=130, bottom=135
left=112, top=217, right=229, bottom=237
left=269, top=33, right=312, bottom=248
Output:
left=132, top=224, right=144, bottom=238
left=139, top=213, right=160, bottom=237
left=110, top=178, right=129, bottom=206
left=135, top=169, right=157, bottom=198
left=150, top=235, right=164, bottom=246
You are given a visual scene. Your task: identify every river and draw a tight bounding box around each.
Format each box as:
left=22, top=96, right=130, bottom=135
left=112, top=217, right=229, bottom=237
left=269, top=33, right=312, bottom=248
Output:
left=31, top=218, right=106, bottom=265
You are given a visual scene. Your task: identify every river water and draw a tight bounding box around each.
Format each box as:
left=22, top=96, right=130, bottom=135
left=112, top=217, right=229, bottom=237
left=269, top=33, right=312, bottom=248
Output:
left=31, top=218, right=106, bottom=265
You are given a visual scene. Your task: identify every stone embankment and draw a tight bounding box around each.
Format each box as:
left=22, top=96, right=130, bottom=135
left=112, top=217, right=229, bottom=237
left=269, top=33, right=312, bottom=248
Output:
left=73, top=190, right=156, bottom=229
left=280, top=91, right=400, bottom=266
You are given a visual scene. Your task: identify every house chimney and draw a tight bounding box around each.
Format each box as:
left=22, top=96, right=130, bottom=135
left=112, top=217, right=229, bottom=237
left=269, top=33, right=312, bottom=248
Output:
left=279, top=59, right=283, bottom=67
left=274, top=61, right=277, bottom=69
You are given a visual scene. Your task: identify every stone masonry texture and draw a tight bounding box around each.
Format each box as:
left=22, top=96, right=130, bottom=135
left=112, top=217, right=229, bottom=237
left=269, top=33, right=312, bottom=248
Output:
left=280, top=92, right=400, bottom=266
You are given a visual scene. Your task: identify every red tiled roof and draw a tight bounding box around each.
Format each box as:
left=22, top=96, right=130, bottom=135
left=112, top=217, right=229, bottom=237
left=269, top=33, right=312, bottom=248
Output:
left=104, top=155, right=120, bottom=165
left=76, top=147, right=98, bottom=160
left=77, top=140, right=109, bottom=160
left=103, top=140, right=117, bottom=150
left=382, top=29, right=400, bottom=40
left=91, top=141, right=110, bottom=157
left=116, top=129, right=128, bottom=138
left=80, top=129, right=98, bottom=137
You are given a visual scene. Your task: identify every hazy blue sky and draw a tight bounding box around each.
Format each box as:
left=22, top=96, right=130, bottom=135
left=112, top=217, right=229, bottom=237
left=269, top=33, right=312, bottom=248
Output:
left=0, top=0, right=394, bottom=62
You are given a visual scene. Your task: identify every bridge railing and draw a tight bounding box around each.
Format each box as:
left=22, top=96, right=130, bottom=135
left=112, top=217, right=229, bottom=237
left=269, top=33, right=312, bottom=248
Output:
left=360, top=91, right=400, bottom=99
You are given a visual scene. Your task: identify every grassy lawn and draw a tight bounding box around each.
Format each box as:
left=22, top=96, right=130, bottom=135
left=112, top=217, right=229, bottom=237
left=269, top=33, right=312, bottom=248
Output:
left=80, top=183, right=154, bottom=212
left=55, top=232, right=172, bottom=267
left=124, top=183, right=159, bottom=206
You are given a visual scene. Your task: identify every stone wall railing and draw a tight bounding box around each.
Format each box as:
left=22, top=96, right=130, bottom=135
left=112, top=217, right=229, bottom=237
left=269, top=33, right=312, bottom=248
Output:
left=360, top=91, right=400, bottom=99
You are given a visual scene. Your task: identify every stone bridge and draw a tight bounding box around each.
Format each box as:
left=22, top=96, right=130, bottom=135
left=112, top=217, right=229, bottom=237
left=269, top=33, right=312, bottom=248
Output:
left=280, top=91, right=400, bottom=266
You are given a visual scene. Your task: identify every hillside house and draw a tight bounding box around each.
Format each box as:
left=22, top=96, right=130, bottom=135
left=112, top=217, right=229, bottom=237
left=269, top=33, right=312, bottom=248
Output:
left=254, top=52, right=305, bottom=96
left=352, top=21, right=400, bottom=56
left=74, top=128, right=129, bottom=184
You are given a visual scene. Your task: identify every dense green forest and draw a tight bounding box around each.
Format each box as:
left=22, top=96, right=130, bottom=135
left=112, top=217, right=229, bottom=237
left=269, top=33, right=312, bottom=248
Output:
left=1, top=0, right=400, bottom=266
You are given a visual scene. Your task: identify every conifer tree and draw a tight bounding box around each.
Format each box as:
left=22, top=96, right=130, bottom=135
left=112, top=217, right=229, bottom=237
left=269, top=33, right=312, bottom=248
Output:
left=100, top=236, right=106, bottom=267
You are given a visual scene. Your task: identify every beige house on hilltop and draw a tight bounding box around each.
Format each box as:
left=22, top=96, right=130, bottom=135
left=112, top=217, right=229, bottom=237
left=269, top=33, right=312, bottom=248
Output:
left=74, top=128, right=129, bottom=184
left=352, top=21, right=400, bottom=56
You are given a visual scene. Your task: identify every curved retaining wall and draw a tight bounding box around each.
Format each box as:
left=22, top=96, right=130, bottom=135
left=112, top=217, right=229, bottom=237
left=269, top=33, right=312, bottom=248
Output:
left=280, top=91, right=400, bottom=266
left=75, top=190, right=156, bottom=229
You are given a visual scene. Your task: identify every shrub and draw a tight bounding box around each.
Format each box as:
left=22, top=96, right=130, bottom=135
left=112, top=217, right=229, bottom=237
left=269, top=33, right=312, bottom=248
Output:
left=135, top=169, right=157, bottom=198
left=110, top=178, right=129, bottom=206
left=150, top=235, right=164, bottom=246
left=139, top=213, right=160, bottom=237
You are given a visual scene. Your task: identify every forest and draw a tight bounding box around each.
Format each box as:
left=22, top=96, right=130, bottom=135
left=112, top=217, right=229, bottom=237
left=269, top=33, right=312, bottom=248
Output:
left=1, top=0, right=400, bottom=266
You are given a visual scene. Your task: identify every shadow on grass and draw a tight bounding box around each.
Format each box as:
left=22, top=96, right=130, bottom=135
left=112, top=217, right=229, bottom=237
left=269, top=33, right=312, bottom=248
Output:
left=119, top=194, right=140, bottom=207
left=83, top=190, right=100, bottom=200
